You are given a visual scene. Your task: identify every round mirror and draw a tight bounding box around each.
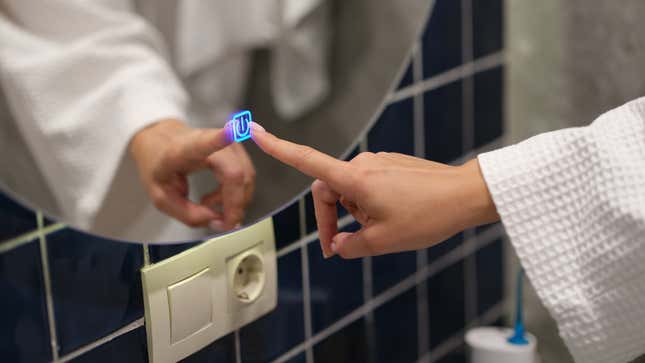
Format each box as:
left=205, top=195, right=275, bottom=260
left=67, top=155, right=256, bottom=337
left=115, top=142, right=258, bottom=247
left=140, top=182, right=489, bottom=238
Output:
left=0, top=0, right=431, bottom=243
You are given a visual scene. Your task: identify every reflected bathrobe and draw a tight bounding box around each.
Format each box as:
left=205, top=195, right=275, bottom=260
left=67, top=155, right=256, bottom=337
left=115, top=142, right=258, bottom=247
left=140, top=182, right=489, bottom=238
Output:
left=0, top=0, right=328, bottom=241
left=478, top=97, right=645, bottom=363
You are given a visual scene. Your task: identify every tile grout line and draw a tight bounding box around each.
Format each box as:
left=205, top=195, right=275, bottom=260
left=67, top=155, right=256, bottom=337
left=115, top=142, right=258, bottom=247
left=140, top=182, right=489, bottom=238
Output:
left=412, top=36, right=431, bottom=360
left=37, top=212, right=60, bottom=361
left=56, top=318, right=145, bottom=363
left=388, top=51, right=504, bottom=105
left=276, top=214, right=355, bottom=258
left=234, top=329, right=242, bottom=363
left=0, top=222, right=66, bottom=254
left=423, top=301, right=506, bottom=363
left=271, top=225, right=505, bottom=363
left=142, top=243, right=151, bottom=266
left=299, top=197, right=315, bottom=363
left=276, top=135, right=504, bottom=260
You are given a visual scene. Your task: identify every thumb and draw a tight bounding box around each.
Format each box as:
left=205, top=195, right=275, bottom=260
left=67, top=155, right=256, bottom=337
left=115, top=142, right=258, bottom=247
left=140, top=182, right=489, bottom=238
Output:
left=176, top=128, right=232, bottom=167
left=331, top=225, right=386, bottom=259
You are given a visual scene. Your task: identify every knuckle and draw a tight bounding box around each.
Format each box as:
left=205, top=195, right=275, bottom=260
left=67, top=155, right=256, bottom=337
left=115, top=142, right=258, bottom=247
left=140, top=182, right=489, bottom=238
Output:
left=150, top=189, right=166, bottom=209
left=352, top=152, right=374, bottom=164
left=311, top=179, right=326, bottom=194
left=295, top=145, right=315, bottom=169
left=376, top=151, right=389, bottom=157
left=223, top=167, right=245, bottom=183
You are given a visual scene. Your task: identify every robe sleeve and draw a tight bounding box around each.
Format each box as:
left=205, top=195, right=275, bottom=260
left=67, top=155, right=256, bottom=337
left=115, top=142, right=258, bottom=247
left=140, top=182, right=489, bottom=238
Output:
left=478, top=97, right=645, bottom=363
left=0, top=0, right=188, bottom=227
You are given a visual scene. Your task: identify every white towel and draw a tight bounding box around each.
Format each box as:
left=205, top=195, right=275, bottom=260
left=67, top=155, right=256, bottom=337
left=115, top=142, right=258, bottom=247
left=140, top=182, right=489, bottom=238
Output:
left=478, top=97, right=645, bottom=363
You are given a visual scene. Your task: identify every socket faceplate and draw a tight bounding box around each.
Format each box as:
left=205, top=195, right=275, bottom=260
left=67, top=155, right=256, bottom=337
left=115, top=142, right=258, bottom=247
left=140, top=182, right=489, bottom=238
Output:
left=141, top=218, right=277, bottom=363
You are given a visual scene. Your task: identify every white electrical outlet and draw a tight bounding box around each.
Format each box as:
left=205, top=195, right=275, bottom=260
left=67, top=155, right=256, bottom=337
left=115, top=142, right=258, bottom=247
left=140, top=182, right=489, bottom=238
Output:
left=141, top=218, right=277, bottom=363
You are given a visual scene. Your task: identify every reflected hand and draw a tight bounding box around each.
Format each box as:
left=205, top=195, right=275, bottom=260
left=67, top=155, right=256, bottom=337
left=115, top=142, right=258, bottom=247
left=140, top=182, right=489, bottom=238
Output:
left=129, top=119, right=255, bottom=230
left=251, top=122, right=499, bottom=259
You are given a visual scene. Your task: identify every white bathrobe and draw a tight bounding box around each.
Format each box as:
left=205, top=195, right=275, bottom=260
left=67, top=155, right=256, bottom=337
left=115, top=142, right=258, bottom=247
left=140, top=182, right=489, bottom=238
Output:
left=479, top=97, right=645, bottom=363
left=0, top=0, right=328, bottom=240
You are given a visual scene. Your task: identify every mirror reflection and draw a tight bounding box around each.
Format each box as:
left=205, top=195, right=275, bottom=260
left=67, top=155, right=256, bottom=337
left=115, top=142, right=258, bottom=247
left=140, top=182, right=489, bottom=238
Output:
left=0, top=0, right=430, bottom=243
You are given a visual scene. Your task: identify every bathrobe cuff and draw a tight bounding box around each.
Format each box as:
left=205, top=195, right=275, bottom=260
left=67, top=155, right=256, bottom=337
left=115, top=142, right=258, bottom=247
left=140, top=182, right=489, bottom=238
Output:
left=478, top=98, right=645, bottom=363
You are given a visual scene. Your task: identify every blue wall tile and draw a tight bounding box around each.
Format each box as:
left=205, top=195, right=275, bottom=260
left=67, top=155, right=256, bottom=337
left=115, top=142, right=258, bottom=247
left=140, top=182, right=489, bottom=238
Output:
left=428, top=261, right=465, bottom=349
left=46, top=229, right=144, bottom=354
left=240, top=250, right=304, bottom=362
left=368, top=98, right=415, bottom=156
left=0, top=240, right=51, bottom=363
left=428, top=233, right=463, bottom=263
left=372, top=251, right=416, bottom=296
left=473, top=0, right=504, bottom=58
left=286, top=353, right=307, bottom=363
left=149, top=241, right=200, bottom=263
left=373, top=289, right=418, bottom=363
left=70, top=326, right=147, bottom=363
left=423, top=0, right=462, bottom=78
left=273, top=201, right=301, bottom=250
left=0, top=193, right=37, bottom=242
left=474, top=66, right=504, bottom=148
left=309, top=223, right=363, bottom=333
left=424, top=80, right=463, bottom=163
left=313, top=319, right=368, bottom=363
left=422, top=0, right=462, bottom=78
left=476, top=239, right=504, bottom=315
left=181, top=333, right=236, bottom=363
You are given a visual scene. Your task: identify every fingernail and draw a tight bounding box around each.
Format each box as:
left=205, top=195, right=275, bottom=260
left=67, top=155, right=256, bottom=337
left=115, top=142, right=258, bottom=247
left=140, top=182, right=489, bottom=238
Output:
left=209, top=220, right=224, bottom=231
left=250, top=122, right=266, bottom=133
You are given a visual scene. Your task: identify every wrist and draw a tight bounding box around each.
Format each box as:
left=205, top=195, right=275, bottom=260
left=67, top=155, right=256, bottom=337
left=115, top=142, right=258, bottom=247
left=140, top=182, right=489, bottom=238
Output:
left=458, top=158, right=500, bottom=229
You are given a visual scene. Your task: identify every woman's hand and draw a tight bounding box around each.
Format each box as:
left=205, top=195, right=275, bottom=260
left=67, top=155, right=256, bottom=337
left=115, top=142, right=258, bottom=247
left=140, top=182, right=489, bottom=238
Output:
left=129, top=119, right=255, bottom=230
left=251, top=122, right=498, bottom=259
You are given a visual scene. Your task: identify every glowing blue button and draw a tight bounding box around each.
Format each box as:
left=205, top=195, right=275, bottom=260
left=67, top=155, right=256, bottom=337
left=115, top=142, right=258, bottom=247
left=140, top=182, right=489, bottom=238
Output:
left=228, top=110, right=252, bottom=143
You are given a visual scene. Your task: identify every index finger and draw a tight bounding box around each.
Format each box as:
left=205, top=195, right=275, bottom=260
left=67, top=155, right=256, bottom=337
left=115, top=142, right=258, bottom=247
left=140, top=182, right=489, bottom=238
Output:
left=251, top=123, right=352, bottom=191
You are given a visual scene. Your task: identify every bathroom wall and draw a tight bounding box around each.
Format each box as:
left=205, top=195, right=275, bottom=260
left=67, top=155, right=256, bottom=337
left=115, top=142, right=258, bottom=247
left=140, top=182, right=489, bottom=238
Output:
left=506, top=1, right=645, bottom=362
left=0, top=1, right=505, bottom=362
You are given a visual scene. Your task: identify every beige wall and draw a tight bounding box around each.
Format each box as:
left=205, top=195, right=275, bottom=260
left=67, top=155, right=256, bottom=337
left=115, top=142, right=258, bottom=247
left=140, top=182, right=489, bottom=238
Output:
left=505, top=1, right=645, bottom=362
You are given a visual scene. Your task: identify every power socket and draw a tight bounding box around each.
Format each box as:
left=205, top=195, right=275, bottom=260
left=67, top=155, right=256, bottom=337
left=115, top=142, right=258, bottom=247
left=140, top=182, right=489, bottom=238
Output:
left=141, top=218, right=277, bottom=363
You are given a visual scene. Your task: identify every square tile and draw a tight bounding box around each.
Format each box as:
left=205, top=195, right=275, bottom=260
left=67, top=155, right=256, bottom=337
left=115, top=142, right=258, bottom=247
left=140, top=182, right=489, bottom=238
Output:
left=428, top=261, right=465, bottom=348
left=313, top=318, right=368, bottom=363
left=0, top=192, right=37, bottom=242
left=273, top=201, right=301, bottom=250
left=373, top=289, right=418, bottom=363
left=69, top=326, right=147, bottom=363
left=286, top=353, right=306, bottom=363
left=424, top=80, right=463, bottom=163
left=181, top=333, right=236, bottom=363
left=428, top=233, right=463, bottom=263
left=149, top=241, right=200, bottom=263
left=309, top=223, right=363, bottom=333
left=472, top=0, right=504, bottom=59
left=476, top=238, right=504, bottom=315
left=0, top=241, right=51, bottom=363
left=474, top=66, right=504, bottom=148
left=240, top=250, right=304, bottom=362
left=423, top=0, right=463, bottom=78
left=46, top=229, right=144, bottom=354
left=368, top=98, right=415, bottom=156
left=372, top=251, right=417, bottom=296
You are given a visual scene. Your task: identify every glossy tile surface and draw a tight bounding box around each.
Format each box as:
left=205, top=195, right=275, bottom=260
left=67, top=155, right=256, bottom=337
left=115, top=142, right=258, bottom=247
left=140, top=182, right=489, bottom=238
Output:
left=0, top=193, right=36, bottom=242
left=373, top=289, right=418, bottom=363
left=424, top=80, right=463, bottom=163
left=47, top=229, right=144, bottom=354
